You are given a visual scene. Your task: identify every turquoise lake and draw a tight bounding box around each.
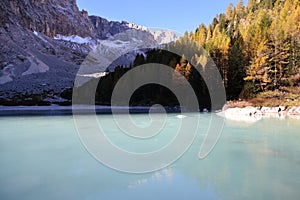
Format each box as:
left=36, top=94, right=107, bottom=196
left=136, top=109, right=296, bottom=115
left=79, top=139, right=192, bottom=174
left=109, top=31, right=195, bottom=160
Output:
left=0, top=113, right=300, bottom=200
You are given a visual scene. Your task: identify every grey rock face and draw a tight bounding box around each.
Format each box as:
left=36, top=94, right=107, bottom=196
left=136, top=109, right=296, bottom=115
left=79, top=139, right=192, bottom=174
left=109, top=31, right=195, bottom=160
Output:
left=0, top=0, right=94, bottom=38
left=0, top=0, right=179, bottom=105
left=89, top=16, right=131, bottom=39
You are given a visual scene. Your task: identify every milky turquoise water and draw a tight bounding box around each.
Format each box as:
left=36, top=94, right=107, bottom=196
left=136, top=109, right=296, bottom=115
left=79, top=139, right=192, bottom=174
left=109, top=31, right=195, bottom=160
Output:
left=0, top=114, right=299, bottom=200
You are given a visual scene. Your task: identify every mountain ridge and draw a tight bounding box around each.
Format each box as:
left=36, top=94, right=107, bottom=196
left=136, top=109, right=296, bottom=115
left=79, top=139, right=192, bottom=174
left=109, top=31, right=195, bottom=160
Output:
left=0, top=0, right=179, bottom=105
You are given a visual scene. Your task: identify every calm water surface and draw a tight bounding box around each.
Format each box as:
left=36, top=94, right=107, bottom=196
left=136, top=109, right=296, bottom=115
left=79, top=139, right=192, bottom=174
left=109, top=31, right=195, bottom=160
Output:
left=0, top=114, right=299, bottom=200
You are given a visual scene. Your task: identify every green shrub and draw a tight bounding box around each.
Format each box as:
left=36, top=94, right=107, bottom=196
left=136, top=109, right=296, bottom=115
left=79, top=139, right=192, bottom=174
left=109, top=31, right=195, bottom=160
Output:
left=257, top=90, right=283, bottom=98
left=240, top=82, right=260, bottom=99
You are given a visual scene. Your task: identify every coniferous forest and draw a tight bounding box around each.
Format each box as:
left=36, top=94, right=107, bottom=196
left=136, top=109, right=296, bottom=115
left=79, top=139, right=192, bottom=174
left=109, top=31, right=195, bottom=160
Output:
left=77, top=0, right=299, bottom=109
left=190, top=0, right=299, bottom=101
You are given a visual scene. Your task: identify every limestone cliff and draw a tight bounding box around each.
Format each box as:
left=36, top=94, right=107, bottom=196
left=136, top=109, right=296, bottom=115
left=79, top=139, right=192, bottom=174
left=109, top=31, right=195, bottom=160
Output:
left=0, top=0, right=94, bottom=37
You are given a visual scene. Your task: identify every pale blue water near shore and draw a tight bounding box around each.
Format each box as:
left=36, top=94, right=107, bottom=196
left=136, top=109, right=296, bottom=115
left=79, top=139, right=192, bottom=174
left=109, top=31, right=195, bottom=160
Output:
left=0, top=114, right=300, bottom=200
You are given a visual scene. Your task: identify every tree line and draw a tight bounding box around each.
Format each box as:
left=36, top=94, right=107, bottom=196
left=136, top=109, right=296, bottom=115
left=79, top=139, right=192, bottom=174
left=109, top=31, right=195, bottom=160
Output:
left=190, top=0, right=299, bottom=99
left=76, top=0, right=299, bottom=109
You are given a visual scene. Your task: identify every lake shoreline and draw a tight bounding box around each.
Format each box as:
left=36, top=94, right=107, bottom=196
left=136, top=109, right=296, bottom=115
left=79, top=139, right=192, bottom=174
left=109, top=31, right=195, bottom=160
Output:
left=1, top=103, right=300, bottom=121
left=0, top=105, right=184, bottom=116
left=220, top=101, right=300, bottom=122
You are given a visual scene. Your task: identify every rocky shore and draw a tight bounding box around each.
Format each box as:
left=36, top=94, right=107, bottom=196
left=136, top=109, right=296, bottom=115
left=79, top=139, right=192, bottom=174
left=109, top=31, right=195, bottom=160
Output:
left=220, top=106, right=300, bottom=123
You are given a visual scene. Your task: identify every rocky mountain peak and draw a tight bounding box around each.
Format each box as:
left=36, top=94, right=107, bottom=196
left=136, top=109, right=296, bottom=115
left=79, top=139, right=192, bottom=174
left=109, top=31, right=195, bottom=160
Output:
left=0, top=0, right=94, bottom=38
left=89, top=16, right=131, bottom=39
left=0, top=0, right=180, bottom=105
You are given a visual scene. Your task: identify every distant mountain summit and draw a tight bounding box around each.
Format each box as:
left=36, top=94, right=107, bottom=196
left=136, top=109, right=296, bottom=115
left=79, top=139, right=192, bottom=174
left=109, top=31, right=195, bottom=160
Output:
left=0, top=0, right=93, bottom=38
left=149, top=29, right=180, bottom=45
left=0, top=0, right=179, bottom=42
left=0, top=0, right=179, bottom=105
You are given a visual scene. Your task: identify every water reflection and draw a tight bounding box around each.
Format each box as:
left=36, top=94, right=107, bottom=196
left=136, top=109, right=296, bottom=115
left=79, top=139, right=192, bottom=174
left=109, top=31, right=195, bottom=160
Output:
left=0, top=115, right=299, bottom=200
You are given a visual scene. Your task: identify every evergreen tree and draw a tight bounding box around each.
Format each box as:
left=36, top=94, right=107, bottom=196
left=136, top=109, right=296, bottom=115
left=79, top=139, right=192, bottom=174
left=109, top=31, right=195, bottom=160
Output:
left=227, top=39, right=245, bottom=99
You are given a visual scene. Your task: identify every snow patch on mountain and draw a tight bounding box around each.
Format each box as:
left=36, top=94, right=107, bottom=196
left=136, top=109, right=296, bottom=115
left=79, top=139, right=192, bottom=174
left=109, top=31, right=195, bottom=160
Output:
left=54, top=35, right=93, bottom=44
left=126, top=23, right=148, bottom=31
left=149, top=29, right=180, bottom=44
left=54, top=27, right=179, bottom=51
left=54, top=34, right=97, bottom=50
left=124, top=23, right=180, bottom=45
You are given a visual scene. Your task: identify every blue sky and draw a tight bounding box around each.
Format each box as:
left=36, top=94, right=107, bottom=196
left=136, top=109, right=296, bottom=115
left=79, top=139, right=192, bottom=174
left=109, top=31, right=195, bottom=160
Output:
left=77, top=0, right=243, bottom=34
